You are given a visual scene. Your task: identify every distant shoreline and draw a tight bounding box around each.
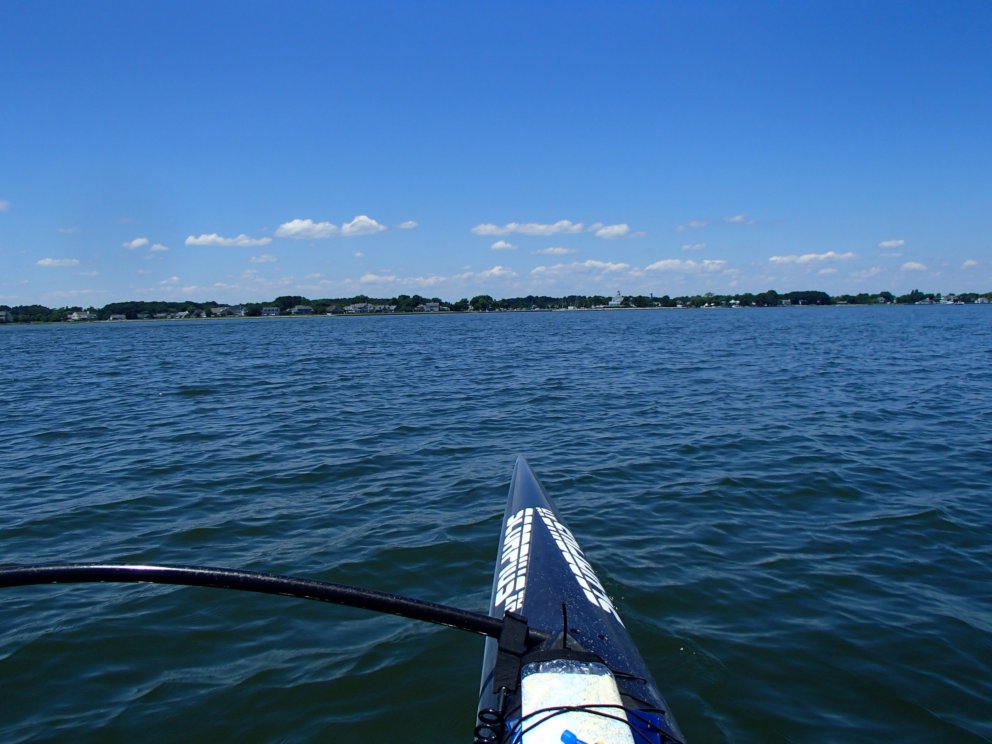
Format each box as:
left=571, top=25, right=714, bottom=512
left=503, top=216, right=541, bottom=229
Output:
left=2, top=289, right=989, bottom=324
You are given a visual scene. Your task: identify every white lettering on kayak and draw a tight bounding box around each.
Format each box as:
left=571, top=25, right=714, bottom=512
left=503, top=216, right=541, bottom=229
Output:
left=494, top=507, right=534, bottom=613
left=535, top=507, right=623, bottom=625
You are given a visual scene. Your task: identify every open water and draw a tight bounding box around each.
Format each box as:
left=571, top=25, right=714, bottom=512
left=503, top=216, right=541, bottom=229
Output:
left=1, top=307, right=991, bottom=743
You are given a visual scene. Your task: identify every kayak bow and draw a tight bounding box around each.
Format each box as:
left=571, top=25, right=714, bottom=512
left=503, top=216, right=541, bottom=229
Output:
left=476, top=457, right=684, bottom=744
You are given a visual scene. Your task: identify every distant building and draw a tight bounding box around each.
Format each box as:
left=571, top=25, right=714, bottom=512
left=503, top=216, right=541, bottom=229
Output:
left=109, top=314, right=127, bottom=321
left=261, top=306, right=281, bottom=316
left=608, top=292, right=625, bottom=308
left=0, top=310, right=12, bottom=323
left=67, top=311, right=97, bottom=321
left=344, top=303, right=396, bottom=313
left=290, top=305, right=314, bottom=314
left=418, top=302, right=441, bottom=312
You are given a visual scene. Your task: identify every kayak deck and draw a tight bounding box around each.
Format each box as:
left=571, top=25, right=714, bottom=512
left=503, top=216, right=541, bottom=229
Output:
left=476, top=457, right=684, bottom=743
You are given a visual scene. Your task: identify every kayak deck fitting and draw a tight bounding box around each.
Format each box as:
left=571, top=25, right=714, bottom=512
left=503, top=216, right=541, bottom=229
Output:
left=0, top=457, right=683, bottom=742
left=476, top=457, right=683, bottom=743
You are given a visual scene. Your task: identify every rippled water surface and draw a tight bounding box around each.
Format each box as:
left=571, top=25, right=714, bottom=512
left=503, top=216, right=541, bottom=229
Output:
left=2, top=308, right=991, bottom=742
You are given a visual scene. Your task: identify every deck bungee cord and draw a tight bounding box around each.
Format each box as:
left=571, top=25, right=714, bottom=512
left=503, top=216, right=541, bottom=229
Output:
left=0, top=562, right=550, bottom=645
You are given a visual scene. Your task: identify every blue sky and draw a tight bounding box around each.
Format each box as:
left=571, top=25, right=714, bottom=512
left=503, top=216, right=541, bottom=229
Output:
left=2, top=1, right=990, bottom=305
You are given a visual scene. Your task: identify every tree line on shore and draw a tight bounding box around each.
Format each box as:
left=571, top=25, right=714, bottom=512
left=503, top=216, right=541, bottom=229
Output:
left=2, top=288, right=989, bottom=323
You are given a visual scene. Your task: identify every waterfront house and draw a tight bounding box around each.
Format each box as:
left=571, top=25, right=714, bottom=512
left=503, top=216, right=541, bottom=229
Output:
left=290, top=305, right=314, bottom=314
left=67, top=310, right=97, bottom=321
left=608, top=292, right=625, bottom=308
left=261, top=306, right=281, bottom=316
left=0, top=310, right=12, bottom=323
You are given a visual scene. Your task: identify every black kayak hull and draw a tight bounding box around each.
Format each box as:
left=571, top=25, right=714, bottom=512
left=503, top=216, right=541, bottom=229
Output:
left=476, top=457, right=683, bottom=743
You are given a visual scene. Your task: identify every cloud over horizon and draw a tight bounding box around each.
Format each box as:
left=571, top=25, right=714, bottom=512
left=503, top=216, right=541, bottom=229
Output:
left=769, top=251, right=856, bottom=264
left=276, top=219, right=338, bottom=239
left=185, top=233, right=273, bottom=247
left=37, top=257, right=80, bottom=267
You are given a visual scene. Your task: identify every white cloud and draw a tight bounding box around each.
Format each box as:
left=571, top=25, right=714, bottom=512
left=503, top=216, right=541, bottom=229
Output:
left=354, top=251, right=365, bottom=257
left=724, top=214, right=753, bottom=224
left=818, top=268, right=838, bottom=275
left=681, top=243, right=706, bottom=252
left=159, top=276, right=180, bottom=285
left=962, top=259, right=978, bottom=268
left=471, top=220, right=586, bottom=236
left=37, top=258, right=80, bottom=267
left=398, top=220, right=418, bottom=229
left=478, top=265, right=516, bottom=278
left=342, top=215, right=387, bottom=237
left=150, top=243, right=168, bottom=252
left=250, top=254, right=277, bottom=264
left=769, top=251, right=856, bottom=264
left=185, top=233, right=272, bottom=247
left=676, top=220, right=708, bottom=232
left=490, top=240, right=517, bottom=251
left=275, top=218, right=338, bottom=239
left=878, top=239, right=905, bottom=249
left=532, top=259, right=631, bottom=276
left=123, top=237, right=150, bottom=250
left=59, top=226, right=80, bottom=234
left=594, top=223, right=630, bottom=239
left=901, top=261, right=927, bottom=271
left=0, top=200, right=10, bottom=212
left=644, top=259, right=727, bottom=272
left=852, top=266, right=882, bottom=280
left=536, top=246, right=575, bottom=255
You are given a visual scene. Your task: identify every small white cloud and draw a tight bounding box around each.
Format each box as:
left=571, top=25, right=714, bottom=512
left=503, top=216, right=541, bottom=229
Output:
left=250, top=254, right=277, bottom=264
left=275, top=218, right=338, bottom=240
left=532, top=259, right=631, bottom=276
left=79, top=270, right=99, bottom=277
left=769, top=251, right=856, bottom=264
left=37, top=257, right=80, bottom=267
left=354, top=251, right=365, bottom=257
left=681, top=243, right=706, bottom=252
left=644, top=259, right=727, bottom=272
left=878, top=239, right=905, bottom=249
left=724, top=214, right=753, bottom=224
left=159, top=276, right=180, bottom=285
left=471, top=220, right=585, bottom=236
left=594, top=223, right=630, bottom=239
left=398, top=220, right=418, bottom=229
left=478, top=265, right=516, bottom=278
left=150, top=243, right=168, bottom=252
left=536, top=246, right=575, bottom=255
left=962, top=259, right=978, bottom=268
left=676, top=220, right=708, bottom=232
left=901, top=261, right=927, bottom=271
left=185, top=233, right=272, bottom=247
left=59, top=226, right=80, bottom=234
left=360, top=272, right=398, bottom=284
left=490, top=240, right=517, bottom=251
left=818, top=268, right=838, bottom=275
left=0, top=200, right=10, bottom=212
left=853, top=266, right=882, bottom=280
left=123, top=237, right=150, bottom=250
left=342, top=215, right=387, bottom=237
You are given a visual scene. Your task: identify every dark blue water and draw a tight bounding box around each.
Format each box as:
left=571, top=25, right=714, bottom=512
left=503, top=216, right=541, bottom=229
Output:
left=2, top=307, right=990, bottom=742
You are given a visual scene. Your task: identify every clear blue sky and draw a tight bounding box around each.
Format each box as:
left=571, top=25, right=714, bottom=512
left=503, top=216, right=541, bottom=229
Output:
left=2, top=1, right=990, bottom=305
